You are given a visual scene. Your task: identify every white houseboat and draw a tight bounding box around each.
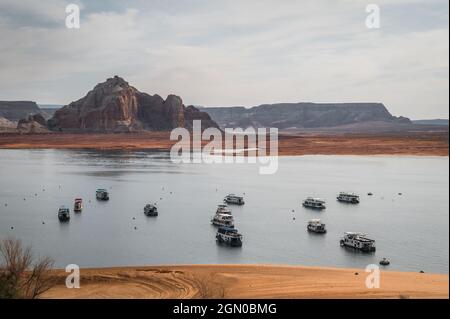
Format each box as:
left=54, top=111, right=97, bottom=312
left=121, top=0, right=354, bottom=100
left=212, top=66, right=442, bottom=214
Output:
left=216, top=204, right=232, bottom=215
left=337, top=192, right=360, bottom=204
left=302, top=197, right=326, bottom=210
left=340, top=232, right=376, bottom=252
left=211, top=213, right=234, bottom=227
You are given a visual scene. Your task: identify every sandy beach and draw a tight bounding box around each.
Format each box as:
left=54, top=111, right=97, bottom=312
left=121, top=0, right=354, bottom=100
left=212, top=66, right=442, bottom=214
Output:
left=0, top=131, right=448, bottom=156
left=42, top=264, right=449, bottom=299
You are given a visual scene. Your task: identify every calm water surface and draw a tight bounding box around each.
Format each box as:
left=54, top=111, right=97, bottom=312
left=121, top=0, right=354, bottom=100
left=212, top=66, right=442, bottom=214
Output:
left=0, top=150, right=448, bottom=273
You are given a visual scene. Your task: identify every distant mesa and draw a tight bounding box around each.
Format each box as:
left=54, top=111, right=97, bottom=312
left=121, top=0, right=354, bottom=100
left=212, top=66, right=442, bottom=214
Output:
left=412, top=119, right=449, bottom=126
left=0, top=101, right=42, bottom=122
left=202, top=103, right=413, bottom=131
left=47, top=76, right=218, bottom=132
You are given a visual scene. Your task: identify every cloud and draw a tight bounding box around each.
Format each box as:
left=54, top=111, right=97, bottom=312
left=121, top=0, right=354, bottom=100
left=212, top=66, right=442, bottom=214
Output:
left=0, top=0, right=448, bottom=119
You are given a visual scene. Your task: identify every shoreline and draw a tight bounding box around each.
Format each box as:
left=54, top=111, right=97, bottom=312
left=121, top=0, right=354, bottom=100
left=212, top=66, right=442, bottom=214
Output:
left=43, top=264, right=449, bottom=299
left=0, top=131, right=448, bottom=156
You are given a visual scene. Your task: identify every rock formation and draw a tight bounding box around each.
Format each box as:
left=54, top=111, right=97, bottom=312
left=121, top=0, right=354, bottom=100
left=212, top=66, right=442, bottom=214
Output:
left=202, top=103, right=411, bottom=130
left=17, top=114, right=49, bottom=133
left=0, top=116, right=17, bottom=132
left=48, top=76, right=218, bottom=132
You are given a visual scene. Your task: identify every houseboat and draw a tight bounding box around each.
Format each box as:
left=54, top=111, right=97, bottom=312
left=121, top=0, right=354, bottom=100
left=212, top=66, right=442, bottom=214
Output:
left=302, top=197, right=326, bottom=210
left=216, top=204, right=232, bottom=215
left=307, top=219, right=327, bottom=233
left=96, top=189, right=109, bottom=201
left=144, top=204, right=158, bottom=217
left=74, top=198, right=83, bottom=212
left=216, top=227, right=243, bottom=247
left=58, top=206, right=70, bottom=222
left=224, top=194, right=245, bottom=205
left=337, top=192, right=360, bottom=204
left=340, top=232, right=376, bottom=252
left=211, top=213, right=234, bottom=227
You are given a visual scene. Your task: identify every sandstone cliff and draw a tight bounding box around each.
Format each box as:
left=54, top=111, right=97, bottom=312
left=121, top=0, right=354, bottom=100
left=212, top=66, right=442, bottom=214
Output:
left=17, top=114, right=49, bottom=133
left=48, top=76, right=217, bottom=132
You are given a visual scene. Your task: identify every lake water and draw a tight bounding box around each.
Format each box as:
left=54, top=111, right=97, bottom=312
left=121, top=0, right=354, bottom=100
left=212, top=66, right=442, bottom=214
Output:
left=0, top=149, right=448, bottom=273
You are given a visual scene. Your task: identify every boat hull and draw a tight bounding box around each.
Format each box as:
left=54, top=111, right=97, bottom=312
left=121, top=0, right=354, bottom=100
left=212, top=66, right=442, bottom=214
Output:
left=58, top=215, right=70, bottom=222
left=224, top=200, right=245, bottom=206
left=144, top=212, right=158, bottom=217
left=307, top=227, right=327, bottom=233
left=340, top=240, right=376, bottom=252
left=302, top=203, right=326, bottom=210
left=337, top=198, right=360, bottom=204
left=216, top=235, right=242, bottom=247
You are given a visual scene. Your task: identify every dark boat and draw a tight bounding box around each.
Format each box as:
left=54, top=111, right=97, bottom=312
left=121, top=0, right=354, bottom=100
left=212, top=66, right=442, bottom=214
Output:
left=144, top=204, right=158, bottom=217
left=96, top=189, right=109, bottom=201
left=337, top=192, right=360, bottom=204
left=216, top=227, right=243, bottom=247
left=224, top=194, right=245, bottom=205
left=379, top=258, right=390, bottom=266
left=307, top=219, right=327, bottom=233
left=58, top=206, right=70, bottom=222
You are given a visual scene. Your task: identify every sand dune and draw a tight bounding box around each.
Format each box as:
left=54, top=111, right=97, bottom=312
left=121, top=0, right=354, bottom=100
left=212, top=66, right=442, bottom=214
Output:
left=43, top=264, right=449, bottom=299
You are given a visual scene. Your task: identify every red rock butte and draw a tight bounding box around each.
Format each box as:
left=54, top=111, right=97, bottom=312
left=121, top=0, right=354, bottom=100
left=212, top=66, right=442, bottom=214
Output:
left=47, top=76, right=218, bottom=132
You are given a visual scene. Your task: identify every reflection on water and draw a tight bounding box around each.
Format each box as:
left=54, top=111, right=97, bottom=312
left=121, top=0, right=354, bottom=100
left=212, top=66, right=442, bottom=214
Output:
left=0, top=149, right=448, bottom=273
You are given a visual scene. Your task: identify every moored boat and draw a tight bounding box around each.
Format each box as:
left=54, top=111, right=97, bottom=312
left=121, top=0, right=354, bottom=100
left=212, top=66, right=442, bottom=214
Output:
left=340, top=232, right=376, bottom=252
left=216, top=204, right=232, bottom=215
left=96, top=189, right=109, bottom=201
left=380, top=258, right=390, bottom=266
left=224, top=194, right=245, bottom=205
left=211, top=213, right=234, bottom=227
left=337, top=192, right=360, bottom=204
left=216, top=227, right=243, bottom=247
left=74, top=198, right=83, bottom=212
left=58, top=206, right=70, bottom=222
left=302, top=197, right=326, bottom=210
left=144, top=204, right=158, bottom=216
left=307, top=219, right=327, bottom=233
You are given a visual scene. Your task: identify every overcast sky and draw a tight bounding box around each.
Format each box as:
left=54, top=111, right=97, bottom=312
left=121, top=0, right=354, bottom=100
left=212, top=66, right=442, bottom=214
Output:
left=0, top=0, right=448, bottom=119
